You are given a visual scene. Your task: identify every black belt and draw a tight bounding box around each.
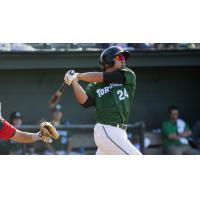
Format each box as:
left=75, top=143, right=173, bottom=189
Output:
left=116, top=124, right=127, bottom=130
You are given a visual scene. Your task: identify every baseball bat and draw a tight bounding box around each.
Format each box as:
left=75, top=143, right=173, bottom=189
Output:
left=48, top=82, right=67, bottom=108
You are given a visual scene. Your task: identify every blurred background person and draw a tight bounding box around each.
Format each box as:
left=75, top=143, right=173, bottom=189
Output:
left=153, top=43, right=179, bottom=49
left=131, top=43, right=153, bottom=50
left=114, top=43, right=153, bottom=51
left=161, top=106, right=198, bottom=155
left=44, top=104, right=73, bottom=155
left=11, top=43, right=35, bottom=51
left=8, top=111, right=24, bottom=154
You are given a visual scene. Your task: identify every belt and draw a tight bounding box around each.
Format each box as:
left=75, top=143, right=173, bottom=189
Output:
left=116, top=123, right=127, bottom=131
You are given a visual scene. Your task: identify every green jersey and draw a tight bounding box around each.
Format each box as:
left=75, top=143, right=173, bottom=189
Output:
left=85, top=67, right=136, bottom=125
left=161, top=119, right=191, bottom=149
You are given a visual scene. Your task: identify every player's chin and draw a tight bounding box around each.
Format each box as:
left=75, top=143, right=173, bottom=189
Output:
left=119, top=64, right=125, bottom=69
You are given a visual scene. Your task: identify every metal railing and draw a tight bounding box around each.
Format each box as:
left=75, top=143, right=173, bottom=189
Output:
left=18, top=121, right=146, bottom=154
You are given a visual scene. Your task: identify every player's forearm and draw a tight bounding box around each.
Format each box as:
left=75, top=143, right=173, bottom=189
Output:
left=11, top=130, right=37, bottom=143
left=168, top=133, right=180, bottom=140
left=71, top=80, right=88, bottom=104
left=77, top=72, right=103, bottom=83
left=179, top=131, right=192, bottom=138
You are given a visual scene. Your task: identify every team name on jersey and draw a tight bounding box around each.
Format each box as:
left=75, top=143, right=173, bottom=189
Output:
left=96, top=83, right=122, bottom=98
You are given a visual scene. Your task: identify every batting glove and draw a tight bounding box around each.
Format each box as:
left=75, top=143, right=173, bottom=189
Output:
left=64, top=70, right=78, bottom=85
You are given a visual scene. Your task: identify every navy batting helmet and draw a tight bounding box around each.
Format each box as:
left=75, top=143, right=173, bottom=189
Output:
left=99, top=46, right=130, bottom=68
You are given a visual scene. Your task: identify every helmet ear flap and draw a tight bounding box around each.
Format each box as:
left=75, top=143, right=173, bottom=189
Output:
left=101, top=60, right=115, bottom=70
left=99, top=53, right=114, bottom=70
left=103, top=53, right=115, bottom=68
left=106, top=60, right=115, bottom=68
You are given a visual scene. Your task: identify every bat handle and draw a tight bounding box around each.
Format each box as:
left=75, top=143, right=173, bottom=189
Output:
left=58, top=82, right=67, bottom=93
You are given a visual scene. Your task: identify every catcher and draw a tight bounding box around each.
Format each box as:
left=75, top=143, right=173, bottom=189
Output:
left=0, top=116, right=59, bottom=143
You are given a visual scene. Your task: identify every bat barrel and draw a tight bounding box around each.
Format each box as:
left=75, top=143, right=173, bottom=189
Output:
left=48, top=82, right=67, bottom=108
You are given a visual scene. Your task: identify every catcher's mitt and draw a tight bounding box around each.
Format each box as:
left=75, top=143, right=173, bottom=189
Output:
left=39, top=121, right=59, bottom=142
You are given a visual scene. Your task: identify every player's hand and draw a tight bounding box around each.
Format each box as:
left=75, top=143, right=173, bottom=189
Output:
left=34, top=121, right=59, bottom=143
left=64, top=70, right=78, bottom=85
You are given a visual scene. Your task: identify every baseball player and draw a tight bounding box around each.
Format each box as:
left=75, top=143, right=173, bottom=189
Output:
left=64, top=46, right=142, bottom=155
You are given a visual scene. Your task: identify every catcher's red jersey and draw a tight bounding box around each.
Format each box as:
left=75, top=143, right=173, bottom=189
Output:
left=0, top=117, right=16, bottom=140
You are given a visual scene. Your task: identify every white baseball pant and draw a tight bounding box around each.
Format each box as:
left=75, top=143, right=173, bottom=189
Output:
left=94, top=123, right=142, bottom=155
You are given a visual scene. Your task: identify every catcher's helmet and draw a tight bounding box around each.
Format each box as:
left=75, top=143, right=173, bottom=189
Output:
left=99, top=46, right=130, bottom=68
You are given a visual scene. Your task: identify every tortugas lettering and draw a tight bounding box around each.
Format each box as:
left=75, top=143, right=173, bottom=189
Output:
left=96, top=83, right=123, bottom=97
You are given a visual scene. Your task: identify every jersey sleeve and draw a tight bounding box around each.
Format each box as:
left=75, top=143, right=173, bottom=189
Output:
left=0, top=118, right=16, bottom=140
left=123, top=68, right=136, bottom=86
left=85, top=83, right=96, bottom=101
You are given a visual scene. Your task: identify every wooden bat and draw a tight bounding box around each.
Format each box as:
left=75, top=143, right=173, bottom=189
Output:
left=48, top=82, right=67, bottom=108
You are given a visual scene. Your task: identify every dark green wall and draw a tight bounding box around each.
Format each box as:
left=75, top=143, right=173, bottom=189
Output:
left=0, top=69, right=96, bottom=125
left=0, top=67, right=200, bottom=130
left=133, top=67, right=200, bottom=128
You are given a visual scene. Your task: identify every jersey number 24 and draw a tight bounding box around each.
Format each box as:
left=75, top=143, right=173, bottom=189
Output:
left=117, top=88, right=129, bottom=101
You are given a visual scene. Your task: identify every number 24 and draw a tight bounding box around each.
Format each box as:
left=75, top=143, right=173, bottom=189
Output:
left=117, top=89, right=129, bottom=101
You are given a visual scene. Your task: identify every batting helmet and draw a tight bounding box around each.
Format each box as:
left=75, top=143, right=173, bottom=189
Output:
left=99, top=46, right=130, bottom=68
